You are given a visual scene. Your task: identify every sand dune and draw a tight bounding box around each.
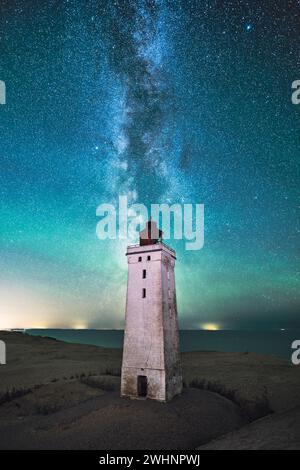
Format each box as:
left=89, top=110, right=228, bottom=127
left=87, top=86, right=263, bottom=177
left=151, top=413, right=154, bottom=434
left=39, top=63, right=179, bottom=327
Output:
left=198, top=406, right=300, bottom=450
left=0, top=331, right=299, bottom=449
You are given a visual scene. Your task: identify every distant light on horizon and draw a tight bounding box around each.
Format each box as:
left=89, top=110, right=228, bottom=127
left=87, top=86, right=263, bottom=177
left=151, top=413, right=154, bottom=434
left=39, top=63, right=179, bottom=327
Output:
left=73, top=323, right=88, bottom=330
left=200, top=323, right=220, bottom=331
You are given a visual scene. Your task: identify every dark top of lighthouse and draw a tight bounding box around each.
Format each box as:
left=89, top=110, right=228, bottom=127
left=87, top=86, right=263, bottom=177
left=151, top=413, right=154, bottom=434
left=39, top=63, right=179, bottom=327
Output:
left=139, top=219, right=163, bottom=246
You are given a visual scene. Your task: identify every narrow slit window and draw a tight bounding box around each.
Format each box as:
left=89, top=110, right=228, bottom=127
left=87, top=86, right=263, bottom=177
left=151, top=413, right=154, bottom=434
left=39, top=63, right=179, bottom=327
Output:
left=142, top=288, right=146, bottom=298
left=138, top=256, right=142, bottom=262
left=143, top=269, right=146, bottom=279
left=147, top=255, right=151, bottom=261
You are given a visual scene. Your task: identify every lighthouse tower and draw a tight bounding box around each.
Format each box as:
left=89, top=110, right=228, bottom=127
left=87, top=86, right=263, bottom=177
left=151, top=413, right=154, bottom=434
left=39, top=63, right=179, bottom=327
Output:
left=121, top=219, right=182, bottom=402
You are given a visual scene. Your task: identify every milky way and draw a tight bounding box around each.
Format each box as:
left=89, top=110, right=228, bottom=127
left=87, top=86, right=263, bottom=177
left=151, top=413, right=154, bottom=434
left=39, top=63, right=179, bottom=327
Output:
left=0, top=0, right=299, bottom=329
left=101, top=0, right=189, bottom=204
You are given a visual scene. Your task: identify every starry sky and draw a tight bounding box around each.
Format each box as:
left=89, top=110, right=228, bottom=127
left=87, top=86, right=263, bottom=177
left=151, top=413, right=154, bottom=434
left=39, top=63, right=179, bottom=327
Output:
left=0, top=0, right=299, bottom=330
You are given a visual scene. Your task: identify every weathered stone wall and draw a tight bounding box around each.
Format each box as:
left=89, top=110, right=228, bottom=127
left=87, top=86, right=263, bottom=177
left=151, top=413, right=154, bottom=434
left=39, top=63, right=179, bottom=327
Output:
left=121, top=243, right=182, bottom=402
left=161, top=251, right=182, bottom=400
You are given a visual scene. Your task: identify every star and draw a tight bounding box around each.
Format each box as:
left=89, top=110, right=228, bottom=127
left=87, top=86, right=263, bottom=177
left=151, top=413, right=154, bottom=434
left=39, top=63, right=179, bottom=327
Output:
left=245, top=24, right=254, bottom=32
left=0, top=0, right=298, bottom=331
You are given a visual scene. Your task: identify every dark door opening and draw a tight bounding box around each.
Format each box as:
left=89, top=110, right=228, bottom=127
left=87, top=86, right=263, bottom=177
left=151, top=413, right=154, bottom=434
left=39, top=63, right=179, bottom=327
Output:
left=137, top=375, right=147, bottom=397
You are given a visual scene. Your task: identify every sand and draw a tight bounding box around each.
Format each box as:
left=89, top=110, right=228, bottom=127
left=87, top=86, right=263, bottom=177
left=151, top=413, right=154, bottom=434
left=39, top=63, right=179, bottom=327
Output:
left=0, top=331, right=300, bottom=449
left=198, top=406, right=300, bottom=450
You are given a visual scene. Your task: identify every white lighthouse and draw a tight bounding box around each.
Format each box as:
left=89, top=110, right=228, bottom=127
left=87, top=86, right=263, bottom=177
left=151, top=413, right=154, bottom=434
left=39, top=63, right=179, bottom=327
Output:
left=121, top=219, right=182, bottom=402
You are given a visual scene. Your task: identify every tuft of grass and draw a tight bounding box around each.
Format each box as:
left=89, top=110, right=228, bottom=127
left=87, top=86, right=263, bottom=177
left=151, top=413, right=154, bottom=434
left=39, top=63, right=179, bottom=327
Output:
left=188, top=379, right=273, bottom=421
left=103, top=368, right=121, bottom=377
left=189, top=379, right=237, bottom=402
left=0, top=387, right=33, bottom=405
left=35, top=403, right=60, bottom=415
left=80, top=375, right=119, bottom=392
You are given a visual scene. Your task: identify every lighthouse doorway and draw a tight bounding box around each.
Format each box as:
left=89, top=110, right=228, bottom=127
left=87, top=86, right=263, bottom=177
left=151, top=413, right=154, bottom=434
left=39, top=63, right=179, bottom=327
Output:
left=137, top=375, right=147, bottom=397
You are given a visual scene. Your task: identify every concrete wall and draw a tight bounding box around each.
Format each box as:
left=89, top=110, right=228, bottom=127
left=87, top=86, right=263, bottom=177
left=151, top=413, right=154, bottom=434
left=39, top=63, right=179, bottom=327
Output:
left=121, top=243, right=182, bottom=402
left=161, top=253, right=183, bottom=400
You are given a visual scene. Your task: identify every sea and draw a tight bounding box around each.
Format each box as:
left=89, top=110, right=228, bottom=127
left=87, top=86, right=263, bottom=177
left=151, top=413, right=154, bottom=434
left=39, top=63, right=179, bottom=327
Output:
left=25, top=329, right=300, bottom=360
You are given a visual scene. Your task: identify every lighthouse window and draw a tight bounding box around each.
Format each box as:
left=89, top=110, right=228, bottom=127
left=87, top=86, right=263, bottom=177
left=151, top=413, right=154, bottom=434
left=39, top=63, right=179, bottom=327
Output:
left=143, top=269, right=146, bottom=279
left=147, top=255, right=151, bottom=261
left=142, top=288, right=146, bottom=298
left=138, top=256, right=142, bottom=262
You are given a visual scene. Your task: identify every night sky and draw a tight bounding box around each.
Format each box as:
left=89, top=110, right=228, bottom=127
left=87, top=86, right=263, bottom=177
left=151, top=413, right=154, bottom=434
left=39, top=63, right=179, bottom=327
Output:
left=0, top=0, right=299, bottom=330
